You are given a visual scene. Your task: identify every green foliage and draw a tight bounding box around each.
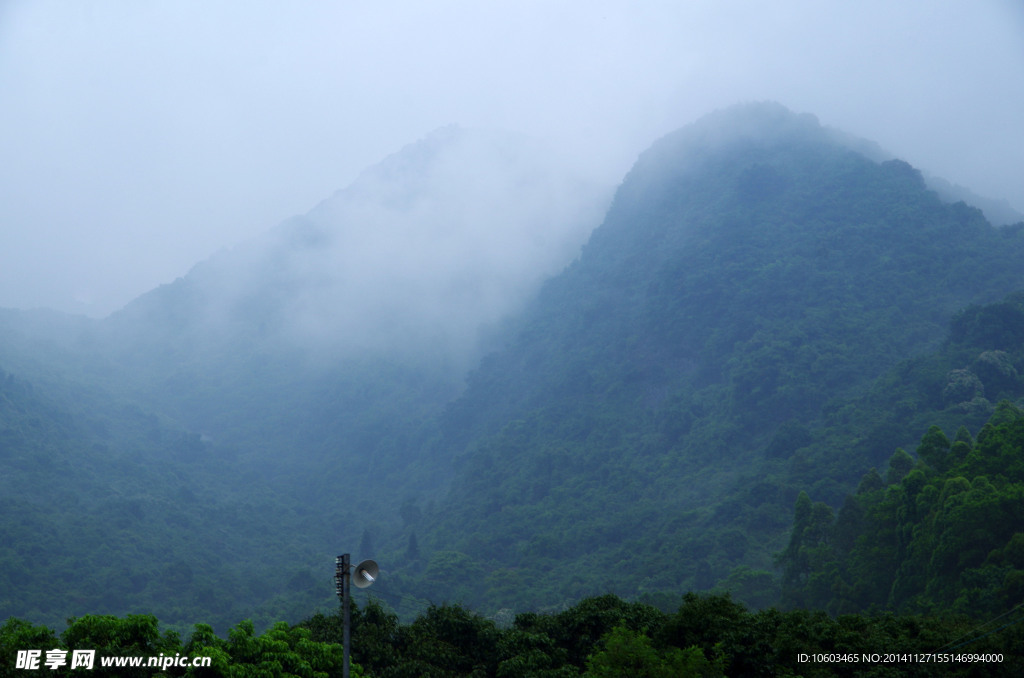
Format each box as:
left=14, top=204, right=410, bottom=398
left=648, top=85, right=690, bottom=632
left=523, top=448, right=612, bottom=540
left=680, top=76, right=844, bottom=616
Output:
left=584, top=625, right=722, bottom=678
left=5, top=592, right=1024, bottom=678
left=298, top=592, right=1024, bottom=676
left=780, top=403, right=1024, bottom=619
left=410, top=117, right=1024, bottom=612
left=950, top=293, right=1024, bottom=349
left=0, top=618, right=59, bottom=675
left=510, top=594, right=667, bottom=671
left=5, top=104, right=1024, bottom=628
left=60, top=614, right=181, bottom=676
left=0, top=614, right=361, bottom=678
left=886, top=448, right=914, bottom=484
left=917, top=425, right=952, bottom=473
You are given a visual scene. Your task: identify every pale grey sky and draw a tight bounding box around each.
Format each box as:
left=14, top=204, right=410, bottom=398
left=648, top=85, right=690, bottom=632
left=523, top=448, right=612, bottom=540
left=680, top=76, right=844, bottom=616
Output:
left=2, top=1, right=1022, bottom=316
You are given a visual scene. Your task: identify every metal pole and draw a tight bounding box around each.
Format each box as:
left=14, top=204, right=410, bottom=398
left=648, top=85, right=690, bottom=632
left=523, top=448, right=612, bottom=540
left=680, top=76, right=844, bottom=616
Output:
left=341, top=553, right=351, bottom=678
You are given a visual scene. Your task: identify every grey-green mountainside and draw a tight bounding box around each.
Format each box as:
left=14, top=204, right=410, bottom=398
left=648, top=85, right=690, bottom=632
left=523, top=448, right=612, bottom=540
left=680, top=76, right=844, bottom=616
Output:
left=2, top=102, right=1023, bottom=629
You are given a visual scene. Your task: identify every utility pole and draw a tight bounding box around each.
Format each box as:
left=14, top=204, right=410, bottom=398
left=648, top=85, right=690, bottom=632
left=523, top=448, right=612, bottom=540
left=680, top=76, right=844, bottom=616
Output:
left=335, top=554, right=379, bottom=678
left=336, top=554, right=351, bottom=678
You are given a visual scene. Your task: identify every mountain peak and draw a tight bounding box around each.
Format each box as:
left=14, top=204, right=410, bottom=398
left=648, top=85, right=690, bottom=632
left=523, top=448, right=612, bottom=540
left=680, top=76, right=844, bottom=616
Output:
left=662, top=101, right=825, bottom=149
left=640, top=102, right=1021, bottom=226
left=633, top=102, right=887, bottom=181
left=417, top=103, right=1024, bottom=613
left=111, top=124, right=611, bottom=367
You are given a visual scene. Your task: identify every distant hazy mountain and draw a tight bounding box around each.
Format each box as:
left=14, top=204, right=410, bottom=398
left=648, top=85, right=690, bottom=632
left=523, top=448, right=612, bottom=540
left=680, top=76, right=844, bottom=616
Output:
left=923, top=172, right=1024, bottom=226
left=2, top=103, right=1023, bottom=629
left=0, top=125, right=610, bottom=630
left=107, top=125, right=609, bottom=369
left=94, top=123, right=613, bottom=516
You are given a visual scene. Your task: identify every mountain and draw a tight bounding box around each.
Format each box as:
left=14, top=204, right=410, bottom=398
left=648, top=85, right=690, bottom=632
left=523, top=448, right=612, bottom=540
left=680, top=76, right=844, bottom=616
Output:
left=778, top=318, right=1024, bottom=618
left=0, top=126, right=609, bottom=630
left=391, top=102, right=1024, bottom=613
left=924, top=173, right=1024, bottom=227
left=107, top=125, right=608, bottom=363
left=2, top=102, right=1024, bottom=629
left=0, top=360, right=335, bottom=630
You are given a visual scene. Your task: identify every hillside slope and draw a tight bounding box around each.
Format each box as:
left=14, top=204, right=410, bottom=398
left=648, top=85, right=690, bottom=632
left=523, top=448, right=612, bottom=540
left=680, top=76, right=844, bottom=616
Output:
left=0, top=126, right=608, bottom=629
left=3, top=103, right=1024, bottom=627
left=397, top=103, right=1024, bottom=613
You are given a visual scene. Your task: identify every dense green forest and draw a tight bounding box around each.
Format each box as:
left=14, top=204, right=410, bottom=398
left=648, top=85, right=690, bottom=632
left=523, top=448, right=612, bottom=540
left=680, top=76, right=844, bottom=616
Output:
left=391, top=106, right=1024, bottom=614
left=2, top=103, right=1024, bottom=637
left=780, top=400, right=1024, bottom=619
left=0, top=359, right=340, bottom=631
left=773, top=293, right=1024, bottom=618
left=3, top=592, right=1022, bottom=677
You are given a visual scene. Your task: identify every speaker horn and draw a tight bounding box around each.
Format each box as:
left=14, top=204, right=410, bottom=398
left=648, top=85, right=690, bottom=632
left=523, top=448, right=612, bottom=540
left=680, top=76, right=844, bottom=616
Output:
left=353, top=559, right=379, bottom=589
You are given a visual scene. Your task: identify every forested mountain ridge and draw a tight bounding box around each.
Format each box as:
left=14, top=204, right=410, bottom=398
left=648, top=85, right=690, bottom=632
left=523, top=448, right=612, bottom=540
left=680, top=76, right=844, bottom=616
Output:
left=398, top=103, right=1024, bottom=614
left=781, top=400, right=1024, bottom=621
left=779, top=293, right=1024, bottom=619
left=0, top=358, right=343, bottom=632
left=0, top=127, right=608, bottom=631
left=2, top=102, right=1024, bottom=631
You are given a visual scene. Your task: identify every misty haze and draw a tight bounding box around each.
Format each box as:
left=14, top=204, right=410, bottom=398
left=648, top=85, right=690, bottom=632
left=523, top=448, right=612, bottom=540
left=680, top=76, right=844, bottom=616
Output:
left=107, top=125, right=609, bottom=369
left=2, top=2, right=1024, bottom=675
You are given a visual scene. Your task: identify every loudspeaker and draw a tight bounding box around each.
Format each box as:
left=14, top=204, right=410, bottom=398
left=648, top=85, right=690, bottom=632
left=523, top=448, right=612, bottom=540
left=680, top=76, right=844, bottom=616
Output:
left=353, top=559, right=379, bottom=589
